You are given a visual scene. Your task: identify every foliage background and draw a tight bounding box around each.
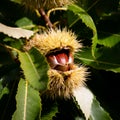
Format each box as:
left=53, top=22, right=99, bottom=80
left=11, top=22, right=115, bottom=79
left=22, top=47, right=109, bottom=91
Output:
left=0, top=0, right=120, bottom=120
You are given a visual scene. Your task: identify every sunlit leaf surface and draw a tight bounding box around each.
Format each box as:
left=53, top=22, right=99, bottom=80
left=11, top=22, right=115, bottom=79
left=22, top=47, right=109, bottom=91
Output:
left=12, top=79, right=41, bottom=120
left=18, top=48, right=49, bottom=91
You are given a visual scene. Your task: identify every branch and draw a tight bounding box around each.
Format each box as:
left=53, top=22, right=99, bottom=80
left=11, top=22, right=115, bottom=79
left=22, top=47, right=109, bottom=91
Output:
left=39, top=8, right=53, bottom=28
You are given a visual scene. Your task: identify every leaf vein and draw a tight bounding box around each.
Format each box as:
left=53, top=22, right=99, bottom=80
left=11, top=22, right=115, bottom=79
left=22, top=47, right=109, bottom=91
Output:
left=26, top=52, right=40, bottom=79
left=24, top=80, right=28, bottom=120
left=80, top=57, right=120, bottom=67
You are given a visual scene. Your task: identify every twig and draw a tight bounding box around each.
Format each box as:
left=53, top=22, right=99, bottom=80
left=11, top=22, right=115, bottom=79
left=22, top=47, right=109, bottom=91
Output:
left=39, top=8, right=53, bottom=28
left=47, top=7, right=67, bottom=18
left=87, top=0, right=100, bottom=12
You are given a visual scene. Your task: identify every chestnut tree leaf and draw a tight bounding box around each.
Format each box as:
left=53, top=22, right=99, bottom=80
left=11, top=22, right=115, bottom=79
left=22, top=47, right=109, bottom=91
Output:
left=75, top=46, right=120, bottom=73
left=17, top=47, right=49, bottom=91
left=0, top=80, right=9, bottom=99
left=68, top=4, right=98, bottom=57
left=98, top=32, right=120, bottom=47
left=73, top=87, right=93, bottom=120
left=41, top=103, right=58, bottom=120
left=15, top=17, right=35, bottom=30
left=89, top=97, right=112, bottom=120
left=10, top=0, right=22, bottom=4
left=0, top=23, right=34, bottom=39
left=73, top=87, right=112, bottom=120
left=12, top=79, right=41, bottom=120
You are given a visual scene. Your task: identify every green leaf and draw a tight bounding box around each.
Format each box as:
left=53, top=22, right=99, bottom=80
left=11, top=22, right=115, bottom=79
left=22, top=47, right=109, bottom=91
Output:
left=67, top=4, right=98, bottom=57
left=0, top=80, right=9, bottom=99
left=90, top=97, right=112, bottom=120
left=98, top=32, right=120, bottom=47
left=15, top=17, right=35, bottom=30
left=41, top=103, right=58, bottom=120
left=73, top=87, right=112, bottom=120
left=67, top=4, right=96, bottom=30
left=12, top=79, right=41, bottom=120
left=75, top=46, right=120, bottom=73
left=18, top=47, right=49, bottom=91
left=10, top=0, right=22, bottom=4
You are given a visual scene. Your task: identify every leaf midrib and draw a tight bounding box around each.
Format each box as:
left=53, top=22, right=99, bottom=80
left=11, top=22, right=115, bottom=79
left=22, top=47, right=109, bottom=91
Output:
left=25, top=52, right=40, bottom=79
left=23, top=80, right=28, bottom=120
left=79, top=57, right=120, bottom=67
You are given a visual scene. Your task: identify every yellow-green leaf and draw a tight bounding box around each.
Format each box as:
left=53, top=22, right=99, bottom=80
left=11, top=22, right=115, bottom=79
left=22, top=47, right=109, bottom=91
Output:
left=12, top=79, right=41, bottom=120
left=75, top=47, right=120, bottom=73
left=98, top=32, right=120, bottom=47
left=18, top=48, right=49, bottom=91
left=68, top=4, right=98, bottom=57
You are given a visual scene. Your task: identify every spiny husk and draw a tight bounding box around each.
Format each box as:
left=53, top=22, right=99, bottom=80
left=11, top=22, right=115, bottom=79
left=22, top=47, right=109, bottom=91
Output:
left=47, top=65, right=88, bottom=99
left=26, top=28, right=82, bottom=55
left=22, top=0, right=75, bottom=10
left=25, top=28, right=88, bottom=99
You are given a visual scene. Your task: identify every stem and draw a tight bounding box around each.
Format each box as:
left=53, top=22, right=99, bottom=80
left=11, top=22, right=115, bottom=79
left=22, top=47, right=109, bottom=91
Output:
left=39, top=8, right=53, bottom=28
left=87, top=0, right=100, bottom=12
left=47, top=7, right=67, bottom=18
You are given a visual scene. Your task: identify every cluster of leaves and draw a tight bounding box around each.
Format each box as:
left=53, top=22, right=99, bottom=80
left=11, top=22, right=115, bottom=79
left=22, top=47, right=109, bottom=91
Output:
left=0, top=0, right=120, bottom=120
